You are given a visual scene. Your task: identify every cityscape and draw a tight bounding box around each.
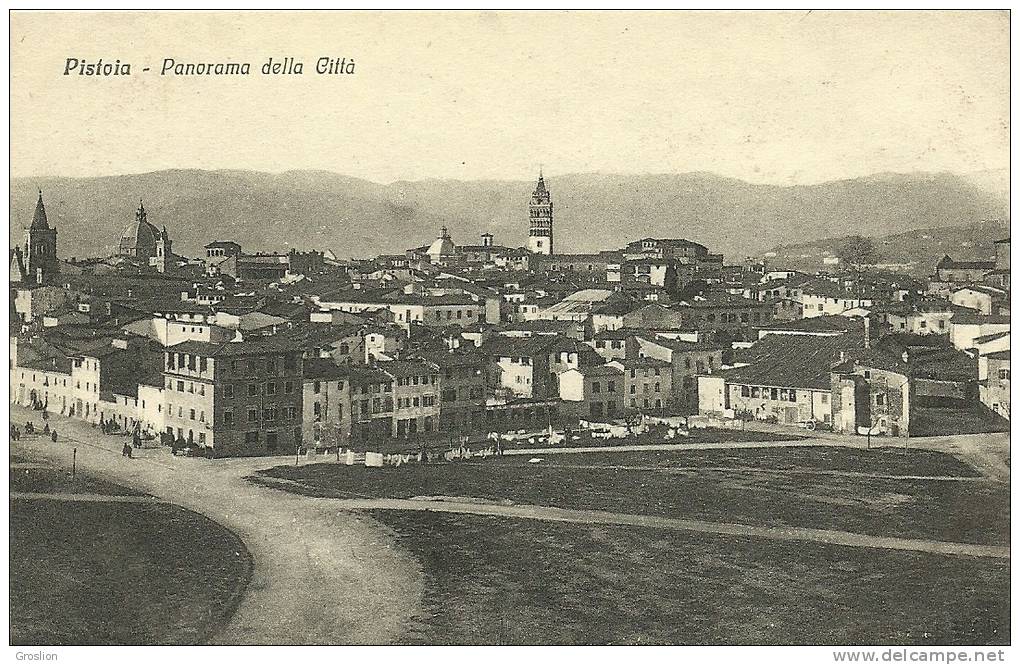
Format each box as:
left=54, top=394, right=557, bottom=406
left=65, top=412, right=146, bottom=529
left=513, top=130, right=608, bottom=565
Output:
left=7, top=8, right=1010, bottom=654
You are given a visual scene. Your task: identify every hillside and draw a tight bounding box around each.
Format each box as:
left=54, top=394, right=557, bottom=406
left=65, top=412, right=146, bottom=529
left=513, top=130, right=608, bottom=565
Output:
left=10, top=169, right=1009, bottom=262
left=768, top=220, right=1010, bottom=276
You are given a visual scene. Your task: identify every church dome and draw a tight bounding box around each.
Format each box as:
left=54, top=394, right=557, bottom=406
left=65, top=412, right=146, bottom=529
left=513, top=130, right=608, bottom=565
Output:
left=118, top=201, right=161, bottom=257
left=426, top=227, right=456, bottom=261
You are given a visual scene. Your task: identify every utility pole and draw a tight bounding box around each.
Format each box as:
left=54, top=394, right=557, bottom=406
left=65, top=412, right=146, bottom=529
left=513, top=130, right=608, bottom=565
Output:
left=71, top=448, right=77, bottom=483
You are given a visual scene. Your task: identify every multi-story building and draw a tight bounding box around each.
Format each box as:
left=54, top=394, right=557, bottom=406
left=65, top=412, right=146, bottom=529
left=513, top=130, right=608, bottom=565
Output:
left=979, top=350, right=1010, bottom=420
left=558, top=364, right=625, bottom=419
left=632, top=334, right=725, bottom=410
left=163, top=338, right=304, bottom=456
left=347, top=366, right=396, bottom=442
left=302, top=358, right=353, bottom=450
left=607, top=357, right=672, bottom=412
left=420, top=350, right=488, bottom=432
left=383, top=359, right=442, bottom=437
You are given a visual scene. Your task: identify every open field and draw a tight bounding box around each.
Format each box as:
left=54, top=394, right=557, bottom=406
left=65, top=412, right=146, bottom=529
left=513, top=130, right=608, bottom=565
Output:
left=10, top=473, right=253, bottom=645
left=251, top=446, right=1008, bottom=545
left=10, top=467, right=145, bottom=497
left=374, top=510, right=1009, bottom=645
left=486, top=445, right=981, bottom=476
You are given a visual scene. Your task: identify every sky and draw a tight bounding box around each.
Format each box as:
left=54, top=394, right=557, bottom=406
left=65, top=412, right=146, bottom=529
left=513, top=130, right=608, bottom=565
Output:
left=9, top=10, right=1010, bottom=185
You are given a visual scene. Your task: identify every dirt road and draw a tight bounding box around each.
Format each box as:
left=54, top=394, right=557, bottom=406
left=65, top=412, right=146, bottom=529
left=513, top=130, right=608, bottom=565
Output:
left=336, top=497, right=1010, bottom=559
left=9, top=405, right=423, bottom=645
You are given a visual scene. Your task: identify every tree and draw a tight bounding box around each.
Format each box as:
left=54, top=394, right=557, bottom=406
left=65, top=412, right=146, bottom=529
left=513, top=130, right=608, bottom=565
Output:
left=836, top=235, right=880, bottom=269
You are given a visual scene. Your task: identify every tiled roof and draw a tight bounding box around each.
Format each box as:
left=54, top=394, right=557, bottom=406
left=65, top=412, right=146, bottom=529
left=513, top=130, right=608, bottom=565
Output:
left=974, top=331, right=1010, bottom=345
left=169, top=336, right=300, bottom=357
left=721, top=333, right=865, bottom=389
left=761, top=315, right=862, bottom=333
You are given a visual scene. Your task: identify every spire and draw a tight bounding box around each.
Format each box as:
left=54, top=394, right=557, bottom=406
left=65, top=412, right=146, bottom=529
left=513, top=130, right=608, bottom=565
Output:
left=29, top=190, right=49, bottom=230
left=440, top=226, right=449, bottom=239
left=136, top=199, right=147, bottom=223
left=534, top=170, right=547, bottom=195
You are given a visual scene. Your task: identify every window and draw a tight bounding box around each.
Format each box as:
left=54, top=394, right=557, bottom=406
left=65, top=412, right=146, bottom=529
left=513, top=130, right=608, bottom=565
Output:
left=189, top=408, right=196, bottom=420
left=247, top=408, right=258, bottom=422
left=285, top=381, right=294, bottom=394
left=821, top=393, right=829, bottom=404
left=266, top=382, right=277, bottom=396
left=263, top=407, right=277, bottom=422
left=741, top=385, right=750, bottom=397
left=313, top=402, right=322, bottom=420
left=177, top=380, right=185, bottom=392
left=875, top=394, right=886, bottom=406
left=999, top=369, right=1010, bottom=380
left=224, top=384, right=234, bottom=398
left=224, top=409, right=234, bottom=426
left=248, top=383, right=258, bottom=397
left=245, top=431, right=259, bottom=445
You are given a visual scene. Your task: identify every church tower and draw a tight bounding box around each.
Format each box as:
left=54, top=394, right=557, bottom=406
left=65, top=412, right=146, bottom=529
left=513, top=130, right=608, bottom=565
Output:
left=154, top=225, right=173, bottom=273
left=527, top=171, right=553, bottom=255
left=24, top=190, right=59, bottom=284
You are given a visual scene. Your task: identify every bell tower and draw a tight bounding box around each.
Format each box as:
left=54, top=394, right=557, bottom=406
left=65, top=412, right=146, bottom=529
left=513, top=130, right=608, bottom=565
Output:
left=24, top=190, right=59, bottom=284
left=527, top=170, right=553, bottom=255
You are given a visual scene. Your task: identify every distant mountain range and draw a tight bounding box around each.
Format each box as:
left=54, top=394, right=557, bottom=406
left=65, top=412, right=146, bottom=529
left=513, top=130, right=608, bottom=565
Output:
left=769, top=220, right=1010, bottom=276
left=9, top=168, right=1009, bottom=263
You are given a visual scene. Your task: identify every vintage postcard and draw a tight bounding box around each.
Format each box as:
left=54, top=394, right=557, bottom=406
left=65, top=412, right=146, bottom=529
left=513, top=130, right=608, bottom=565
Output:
left=7, top=8, right=1011, bottom=656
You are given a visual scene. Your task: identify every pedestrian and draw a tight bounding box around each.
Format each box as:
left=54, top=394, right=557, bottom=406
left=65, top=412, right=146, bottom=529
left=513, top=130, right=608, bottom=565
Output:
left=132, top=431, right=141, bottom=449
left=122, top=442, right=131, bottom=457
left=43, top=423, right=50, bottom=435
left=51, top=430, right=58, bottom=443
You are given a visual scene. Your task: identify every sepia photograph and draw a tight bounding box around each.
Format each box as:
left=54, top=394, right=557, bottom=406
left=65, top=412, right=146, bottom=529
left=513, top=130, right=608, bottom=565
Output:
left=6, top=8, right=1012, bottom=655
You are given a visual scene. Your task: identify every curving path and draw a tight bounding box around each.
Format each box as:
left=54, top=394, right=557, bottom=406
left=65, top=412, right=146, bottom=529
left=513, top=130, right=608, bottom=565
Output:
left=336, top=497, right=1010, bottom=559
left=9, top=405, right=424, bottom=645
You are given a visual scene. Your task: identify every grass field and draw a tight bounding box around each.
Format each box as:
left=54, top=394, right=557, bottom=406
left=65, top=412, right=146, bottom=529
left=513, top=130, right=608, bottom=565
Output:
left=252, top=446, right=1007, bottom=545
left=374, top=510, right=1009, bottom=645
left=10, top=475, right=252, bottom=645
left=493, top=445, right=981, bottom=477
left=10, top=467, right=145, bottom=497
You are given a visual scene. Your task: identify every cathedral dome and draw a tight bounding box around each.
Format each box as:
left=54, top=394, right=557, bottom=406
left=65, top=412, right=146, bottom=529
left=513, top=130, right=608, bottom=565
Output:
left=118, top=201, right=161, bottom=258
left=426, top=227, right=456, bottom=262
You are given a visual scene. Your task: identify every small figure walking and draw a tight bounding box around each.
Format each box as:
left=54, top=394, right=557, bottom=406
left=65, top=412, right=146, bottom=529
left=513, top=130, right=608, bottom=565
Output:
left=43, top=423, right=50, bottom=435
left=51, top=429, right=58, bottom=443
left=122, top=442, right=132, bottom=458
